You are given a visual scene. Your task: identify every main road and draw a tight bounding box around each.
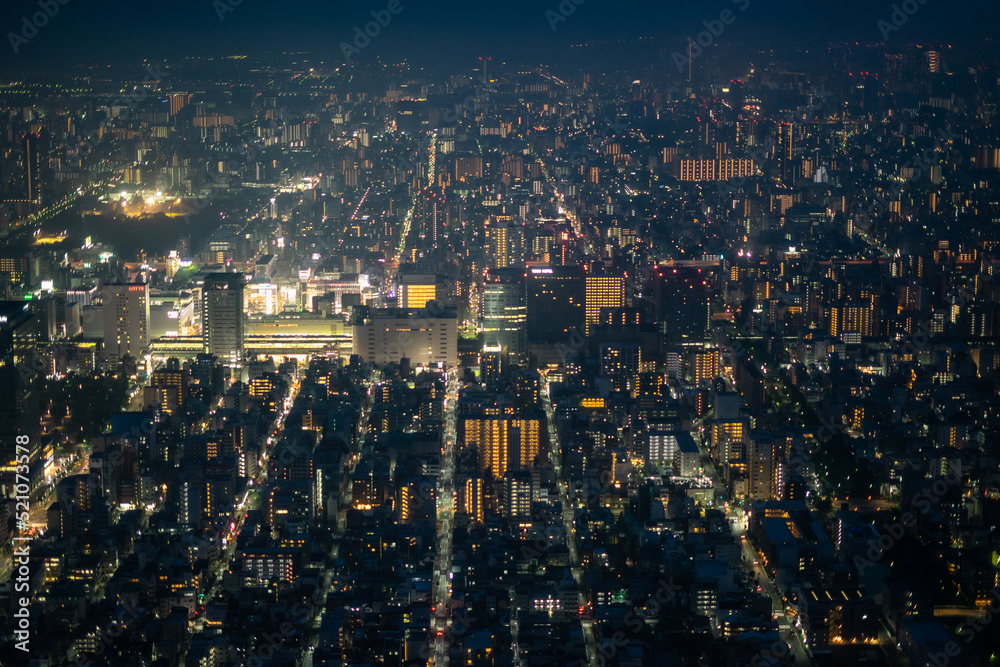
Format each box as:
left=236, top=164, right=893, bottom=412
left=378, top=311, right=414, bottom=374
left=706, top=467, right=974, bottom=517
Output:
left=431, top=366, right=459, bottom=666
left=542, top=380, right=598, bottom=666
left=395, top=131, right=437, bottom=263
left=692, top=418, right=811, bottom=666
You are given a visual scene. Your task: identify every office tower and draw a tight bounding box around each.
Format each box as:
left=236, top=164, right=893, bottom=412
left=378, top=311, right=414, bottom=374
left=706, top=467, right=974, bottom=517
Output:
left=0, top=256, right=29, bottom=287
left=653, top=267, right=712, bottom=348
left=585, top=274, right=626, bottom=336
left=481, top=344, right=504, bottom=391
left=485, top=221, right=525, bottom=269
left=733, top=357, right=765, bottom=414
left=0, top=302, right=40, bottom=497
left=22, top=132, right=41, bottom=207
left=396, top=270, right=441, bottom=309
left=102, top=282, right=150, bottom=371
left=202, top=273, right=245, bottom=366
left=777, top=122, right=794, bottom=159
left=480, top=268, right=526, bottom=357
left=525, top=265, right=585, bottom=344
left=35, top=296, right=57, bottom=343
left=352, top=307, right=458, bottom=366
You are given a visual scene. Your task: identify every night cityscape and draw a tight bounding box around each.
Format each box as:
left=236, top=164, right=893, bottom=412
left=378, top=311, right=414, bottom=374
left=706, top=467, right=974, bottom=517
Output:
left=2, top=1, right=1000, bottom=666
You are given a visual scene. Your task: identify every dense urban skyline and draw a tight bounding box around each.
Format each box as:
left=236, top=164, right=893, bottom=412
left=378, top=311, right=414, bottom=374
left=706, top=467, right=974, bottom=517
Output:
left=1, top=3, right=1000, bottom=667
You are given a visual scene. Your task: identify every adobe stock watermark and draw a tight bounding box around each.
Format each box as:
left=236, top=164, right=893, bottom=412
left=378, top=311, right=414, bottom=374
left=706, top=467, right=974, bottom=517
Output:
left=339, top=0, right=409, bottom=64
left=555, top=326, right=587, bottom=367
left=877, top=0, right=930, bottom=41
left=7, top=0, right=71, bottom=54
left=173, top=117, right=280, bottom=222
left=715, top=86, right=829, bottom=196
left=213, top=0, right=242, bottom=21
left=62, top=65, right=168, bottom=179
left=749, top=637, right=794, bottom=667
left=72, top=601, right=144, bottom=666
left=950, top=586, right=1000, bottom=659
left=441, top=74, right=496, bottom=127
left=234, top=584, right=329, bottom=667
left=577, top=576, right=684, bottom=667
left=672, top=0, right=752, bottom=74
left=12, top=438, right=32, bottom=654
left=377, top=293, right=456, bottom=366
left=545, top=0, right=587, bottom=31
left=397, top=145, right=428, bottom=174
left=852, top=467, right=961, bottom=576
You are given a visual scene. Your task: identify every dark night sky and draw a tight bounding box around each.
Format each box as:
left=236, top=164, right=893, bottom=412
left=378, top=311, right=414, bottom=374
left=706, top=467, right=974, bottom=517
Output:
left=2, top=0, right=996, bottom=69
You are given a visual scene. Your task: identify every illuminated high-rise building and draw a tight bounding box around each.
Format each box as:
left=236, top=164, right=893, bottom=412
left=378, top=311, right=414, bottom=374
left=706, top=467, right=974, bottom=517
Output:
left=0, top=302, right=40, bottom=498
left=202, top=273, right=245, bottom=366
left=480, top=268, right=526, bottom=356
left=690, top=349, right=719, bottom=386
left=461, top=416, right=545, bottom=479
left=677, top=158, right=755, bottom=182
left=169, top=93, right=191, bottom=116
left=828, top=304, right=874, bottom=341
left=585, top=274, right=626, bottom=336
left=0, top=256, right=29, bottom=287
left=396, top=271, right=441, bottom=309
left=102, top=282, right=150, bottom=372
left=399, top=477, right=435, bottom=525
left=481, top=344, right=504, bottom=390
left=747, top=434, right=778, bottom=500
left=925, top=50, right=941, bottom=74
left=144, top=358, right=187, bottom=416
left=462, top=476, right=485, bottom=524
left=775, top=123, right=794, bottom=182
left=486, top=221, right=525, bottom=269
left=503, top=470, right=532, bottom=521
left=600, top=342, right=641, bottom=393
left=710, top=420, right=746, bottom=465
left=637, top=372, right=668, bottom=409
